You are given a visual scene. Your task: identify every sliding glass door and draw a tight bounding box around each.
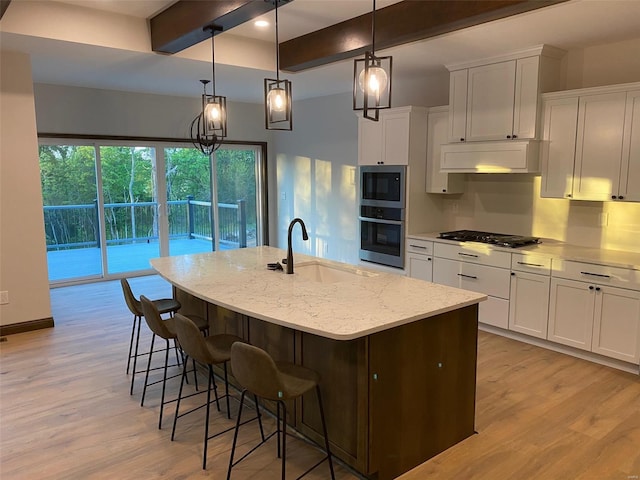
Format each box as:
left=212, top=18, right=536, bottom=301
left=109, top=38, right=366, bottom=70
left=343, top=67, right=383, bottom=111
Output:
left=39, top=139, right=266, bottom=285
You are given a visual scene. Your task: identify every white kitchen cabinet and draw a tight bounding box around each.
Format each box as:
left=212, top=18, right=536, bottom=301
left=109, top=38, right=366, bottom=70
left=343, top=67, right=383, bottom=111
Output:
left=549, top=259, right=640, bottom=364
left=432, top=245, right=511, bottom=329
left=548, top=277, right=595, bottom=351
left=357, top=106, right=427, bottom=166
left=509, top=271, right=550, bottom=339
left=508, top=253, right=552, bottom=339
left=620, top=89, right=640, bottom=202
left=592, top=286, right=640, bottom=364
left=540, top=97, right=579, bottom=198
left=425, top=106, right=464, bottom=194
left=446, top=47, right=563, bottom=144
left=406, top=238, right=433, bottom=282
left=573, top=92, right=627, bottom=201
left=549, top=278, right=640, bottom=364
left=540, top=83, right=640, bottom=202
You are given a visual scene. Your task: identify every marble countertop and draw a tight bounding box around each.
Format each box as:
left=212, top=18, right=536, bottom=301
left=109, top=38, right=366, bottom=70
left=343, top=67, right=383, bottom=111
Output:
left=151, top=246, right=486, bottom=341
left=408, top=232, right=640, bottom=270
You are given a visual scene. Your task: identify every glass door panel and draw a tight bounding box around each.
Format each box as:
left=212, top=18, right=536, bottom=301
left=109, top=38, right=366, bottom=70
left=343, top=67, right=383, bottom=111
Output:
left=39, top=144, right=102, bottom=282
left=164, top=147, right=214, bottom=255
left=99, top=145, right=160, bottom=274
left=215, top=147, right=260, bottom=250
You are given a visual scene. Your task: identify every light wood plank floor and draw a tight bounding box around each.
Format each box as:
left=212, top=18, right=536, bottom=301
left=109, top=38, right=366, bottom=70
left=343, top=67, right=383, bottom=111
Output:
left=1, top=276, right=639, bottom=479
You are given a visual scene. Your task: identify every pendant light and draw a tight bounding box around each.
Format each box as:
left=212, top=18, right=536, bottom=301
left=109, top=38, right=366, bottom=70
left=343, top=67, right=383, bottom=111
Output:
left=190, top=25, right=228, bottom=155
left=264, top=0, right=293, bottom=130
left=353, top=0, right=392, bottom=121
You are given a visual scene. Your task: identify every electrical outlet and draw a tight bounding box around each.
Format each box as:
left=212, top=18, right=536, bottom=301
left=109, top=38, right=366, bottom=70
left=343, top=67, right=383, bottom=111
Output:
left=0, top=291, right=8, bottom=305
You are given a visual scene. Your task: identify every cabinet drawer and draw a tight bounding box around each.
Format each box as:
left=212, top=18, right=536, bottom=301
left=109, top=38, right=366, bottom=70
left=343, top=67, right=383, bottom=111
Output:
left=433, top=257, right=511, bottom=299
left=406, top=238, right=433, bottom=255
left=552, top=259, right=640, bottom=290
left=434, top=242, right=511, bottom=268
left=479, top=296, right=509, bottom=329
left=511, top=253, right=552, bottom=275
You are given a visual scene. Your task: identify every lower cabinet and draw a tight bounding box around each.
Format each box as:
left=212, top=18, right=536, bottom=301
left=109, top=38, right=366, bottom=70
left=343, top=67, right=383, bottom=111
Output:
left=508, top=253, right=552, bottom=339
left=548, top=278, right=640, bottom=364
left=432, top=256, right=510, bottom=329
left=406, top=238, right=433, bottom=282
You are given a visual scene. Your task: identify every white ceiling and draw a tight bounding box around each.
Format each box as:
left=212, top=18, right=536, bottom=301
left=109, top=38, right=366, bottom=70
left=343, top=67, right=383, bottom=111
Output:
left=2, top=0, right=640, bottom=103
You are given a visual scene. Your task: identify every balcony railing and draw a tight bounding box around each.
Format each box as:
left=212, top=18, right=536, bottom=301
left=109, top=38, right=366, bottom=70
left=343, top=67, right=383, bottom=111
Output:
left=43, top=198, right=248, bottom=251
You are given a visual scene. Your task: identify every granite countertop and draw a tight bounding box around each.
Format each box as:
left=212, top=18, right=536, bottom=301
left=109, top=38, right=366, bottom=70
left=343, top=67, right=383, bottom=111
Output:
left=408, top=232, right=640, bottom=270
left=151, top=246, right=486, bottom=341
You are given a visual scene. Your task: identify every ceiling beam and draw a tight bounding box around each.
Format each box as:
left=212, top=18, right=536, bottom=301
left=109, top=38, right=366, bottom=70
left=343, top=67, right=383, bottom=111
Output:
left=279, top=0, right=568, bottom=72
left=1, top=0, right=13, bottom=20
left=150, top=0, right=292, bottom=54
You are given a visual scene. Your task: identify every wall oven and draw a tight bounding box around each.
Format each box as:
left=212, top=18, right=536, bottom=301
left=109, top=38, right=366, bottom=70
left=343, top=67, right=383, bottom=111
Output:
left=360, top=165, right=406, bottom=208
left=359, top=205, right=405, bottom=269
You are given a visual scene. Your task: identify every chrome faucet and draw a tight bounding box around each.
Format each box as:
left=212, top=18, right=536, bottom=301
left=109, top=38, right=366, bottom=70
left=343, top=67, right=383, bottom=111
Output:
left=286, top=218, right=309, bottom=274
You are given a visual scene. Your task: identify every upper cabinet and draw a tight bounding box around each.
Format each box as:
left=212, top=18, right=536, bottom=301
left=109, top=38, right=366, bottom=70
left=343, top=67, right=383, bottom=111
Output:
left=357, top=106, right=427, bottom=166
left=541, top=83, right=640, bottom=202
left=446, top=46, right=564, bottom=143
left=425, top=106, right=464, bottom=194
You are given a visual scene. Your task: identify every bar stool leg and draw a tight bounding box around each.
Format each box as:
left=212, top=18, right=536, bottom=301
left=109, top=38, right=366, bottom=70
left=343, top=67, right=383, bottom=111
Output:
left=227, top=390, right=248, bottom=480
left=171, top=357, right=190, bottom=441
left=317, top=385, right=336, bottom=479
left=280, top=400, right=287, bottom=480
left=158, top=338, right=170, bottom=429
left=126, top=314, right=138, bottom=374
left=129, top=315, right=143, bottom=394
left=140, top=334, right=156, bottom=406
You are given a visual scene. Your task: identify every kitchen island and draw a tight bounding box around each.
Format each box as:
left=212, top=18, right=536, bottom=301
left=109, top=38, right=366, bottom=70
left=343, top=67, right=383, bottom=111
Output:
left=151, top=246, right=486, bottom=479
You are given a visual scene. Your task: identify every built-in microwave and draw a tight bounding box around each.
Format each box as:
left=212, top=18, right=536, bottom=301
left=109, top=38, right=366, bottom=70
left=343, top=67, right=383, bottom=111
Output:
left=359, top=165, right=406, bottom=209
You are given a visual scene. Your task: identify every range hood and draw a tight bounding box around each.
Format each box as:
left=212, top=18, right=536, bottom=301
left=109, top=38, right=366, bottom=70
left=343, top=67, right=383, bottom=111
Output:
left=440, top=140, right=540, bottom=174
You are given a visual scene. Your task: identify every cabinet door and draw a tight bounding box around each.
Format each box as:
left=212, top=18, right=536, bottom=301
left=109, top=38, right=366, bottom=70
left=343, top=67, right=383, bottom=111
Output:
left=448, top=69, right=468, bottom=143
left=540, top=97, right=579, bottom=199
left=358, top=115, right=383, bottom=165
left=508, top=271, right=550, bottom=339
left=466, top=60, right=516, bottom=141
left=382, top=110, right=411, bottom=165
left=426, top=108, right=464, bottom=194
left=620, top=89, right=640, bottom=202
left=592, top=285, right=640, bottom=364
left=573, top=92, right=627, bottom=201
left=407, top=253, right=432, bottom=282
left=548, top=278, right=595, bottom=351
left=513, top=56, right=541, bottom=140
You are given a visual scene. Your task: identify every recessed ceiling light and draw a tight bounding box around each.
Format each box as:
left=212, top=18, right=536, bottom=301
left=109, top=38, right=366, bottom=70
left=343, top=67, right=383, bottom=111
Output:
left=255, top=20, right=269, bottom=28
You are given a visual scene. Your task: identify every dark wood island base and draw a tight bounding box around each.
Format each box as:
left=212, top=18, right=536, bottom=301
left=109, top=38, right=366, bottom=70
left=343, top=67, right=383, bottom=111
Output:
left=177, top=289, right=479, bottom=480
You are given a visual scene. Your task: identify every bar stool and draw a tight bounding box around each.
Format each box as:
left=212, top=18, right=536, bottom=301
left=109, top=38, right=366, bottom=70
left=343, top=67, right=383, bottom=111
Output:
left=139, top=295, right=207, bottom=429
left=227, top=342, right=335, bottom=480
left=120, top=278, right=181, bottom=395
left=170, top=313, right=250, bottom=469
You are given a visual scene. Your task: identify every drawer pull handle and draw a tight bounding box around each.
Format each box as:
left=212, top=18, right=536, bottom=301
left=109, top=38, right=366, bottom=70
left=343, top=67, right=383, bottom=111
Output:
left=458, top=253, right=479, bottom=258
left=517, top=261, right=544, bottom=267
left=580, top=271, right=611, bottom=278
left=410, top=245, right=427, bottom=249
left=457, top=273, right=478, bottom=280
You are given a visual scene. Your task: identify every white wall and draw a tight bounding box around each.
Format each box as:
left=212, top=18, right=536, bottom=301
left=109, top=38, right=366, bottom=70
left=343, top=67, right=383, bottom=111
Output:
left=439, top=38, right=640, bottom=251
left=271, top=92, right=359, bottom=263
left=0, top=51, right=52, bottom=327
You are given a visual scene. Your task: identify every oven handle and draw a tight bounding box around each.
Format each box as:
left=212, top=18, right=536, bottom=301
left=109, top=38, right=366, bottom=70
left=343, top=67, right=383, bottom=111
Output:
left=358, top=217, right=404, bottom=226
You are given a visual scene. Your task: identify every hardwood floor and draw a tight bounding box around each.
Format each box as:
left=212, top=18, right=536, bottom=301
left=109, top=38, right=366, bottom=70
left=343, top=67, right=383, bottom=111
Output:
left=1, top=275, right=639, bottom=479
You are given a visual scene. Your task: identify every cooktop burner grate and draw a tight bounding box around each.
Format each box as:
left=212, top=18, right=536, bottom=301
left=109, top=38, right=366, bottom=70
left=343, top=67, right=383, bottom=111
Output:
left=438, top=230, right=540, bottom=248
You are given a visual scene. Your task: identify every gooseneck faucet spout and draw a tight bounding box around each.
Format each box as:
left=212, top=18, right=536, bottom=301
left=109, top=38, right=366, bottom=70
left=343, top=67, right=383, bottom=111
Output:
left=286, top=218, right=309, bottom=274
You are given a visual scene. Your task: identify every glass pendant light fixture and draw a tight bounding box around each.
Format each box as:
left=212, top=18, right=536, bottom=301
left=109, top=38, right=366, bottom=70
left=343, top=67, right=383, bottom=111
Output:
left=190, top=25, right=228, bottom=155
left=353, top=0, right=392, bottom=121
left=264, top=0, right=293, bottom=130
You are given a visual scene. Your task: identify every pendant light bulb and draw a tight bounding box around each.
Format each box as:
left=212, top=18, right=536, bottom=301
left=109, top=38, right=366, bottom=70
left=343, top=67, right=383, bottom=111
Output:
left=268, top=87, right=287, bottom=112
left=358, top=66, right=388, bottom=97
left=205, top=103, right=220, bottom=121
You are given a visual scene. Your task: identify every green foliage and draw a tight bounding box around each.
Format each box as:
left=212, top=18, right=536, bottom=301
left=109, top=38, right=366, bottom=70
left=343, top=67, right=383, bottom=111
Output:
left=39, top=143, right=259, bottom=248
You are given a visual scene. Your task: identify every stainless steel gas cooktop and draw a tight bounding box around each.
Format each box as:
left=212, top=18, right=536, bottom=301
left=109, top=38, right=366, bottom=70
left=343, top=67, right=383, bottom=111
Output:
left=438, top=230, right=541, bottom=248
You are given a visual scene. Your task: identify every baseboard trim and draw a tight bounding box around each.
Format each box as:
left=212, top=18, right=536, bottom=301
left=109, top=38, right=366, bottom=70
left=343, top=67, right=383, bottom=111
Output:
left=0, top=317, right=55, bottom=336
